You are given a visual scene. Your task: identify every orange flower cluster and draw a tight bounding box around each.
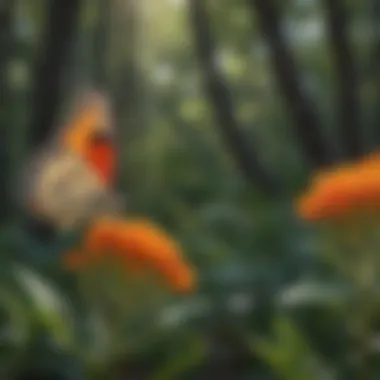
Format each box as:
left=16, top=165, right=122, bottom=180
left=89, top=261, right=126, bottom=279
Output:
left=297, top=152, right=380, bottom=221
left=63, top=217, right=196, bottom=294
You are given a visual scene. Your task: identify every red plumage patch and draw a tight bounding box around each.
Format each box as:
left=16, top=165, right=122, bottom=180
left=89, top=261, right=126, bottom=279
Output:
left=84, top=140, right=116, bottom=187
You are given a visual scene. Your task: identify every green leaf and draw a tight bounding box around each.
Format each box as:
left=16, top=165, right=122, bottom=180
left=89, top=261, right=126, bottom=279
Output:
left=13, top=264, right=76, bottom=350
left=151, top=335, right=206, bottom=380
left=251, top=317, right=333, bottom=380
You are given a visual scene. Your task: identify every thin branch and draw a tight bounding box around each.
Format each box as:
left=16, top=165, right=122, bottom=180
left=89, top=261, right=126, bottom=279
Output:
left=248, top=0, right=333, bottom=168
left=188, top=0, right=280, bottom=196
left=29, top=0, right=81, bottom=147
left=322, top=0, right=362, bottom=158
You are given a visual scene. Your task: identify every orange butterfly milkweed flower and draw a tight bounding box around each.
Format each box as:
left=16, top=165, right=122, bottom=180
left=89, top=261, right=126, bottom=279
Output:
left=296, top=152, right=380, bottom=221
left=63, top=217, right=196, bottom=294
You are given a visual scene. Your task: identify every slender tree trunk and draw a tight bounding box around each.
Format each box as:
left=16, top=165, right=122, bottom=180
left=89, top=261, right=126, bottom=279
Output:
left=248, top=0, right=333, bottom=168
left=188, top=0, right=280, bottom=196
left=370, top=0, right=380, bottom=148
left=322, top=0, right=362, bottom=159
left=29, top=0, right=81, bottom=147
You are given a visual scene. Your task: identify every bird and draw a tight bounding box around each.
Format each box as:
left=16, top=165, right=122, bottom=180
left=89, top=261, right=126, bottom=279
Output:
left=18, top=88, right=124, bottom=235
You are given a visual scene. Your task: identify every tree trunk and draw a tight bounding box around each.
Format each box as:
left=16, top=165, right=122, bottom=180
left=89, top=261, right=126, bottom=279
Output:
left=248, top=0, right=333, bottom=168
left=188, top=0, right=281, bottom=197
left=28, top=0, right=81, bottom=147
left=322, top=0, right=362, bottom=159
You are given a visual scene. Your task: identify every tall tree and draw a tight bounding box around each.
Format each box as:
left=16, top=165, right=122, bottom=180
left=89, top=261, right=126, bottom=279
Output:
left=322, top=0, right=362, bottom=158
left=188, top=0, right=280, bottom=196
left=248, top=0, right=333, bottom=168
left=29, top=0, right=81, bottom=147
left=370, top=0, right=380, bottom=148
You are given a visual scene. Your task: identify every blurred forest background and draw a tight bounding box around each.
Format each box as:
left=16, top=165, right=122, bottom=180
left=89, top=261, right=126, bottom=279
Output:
left=0, top=0, right=379, bottom=379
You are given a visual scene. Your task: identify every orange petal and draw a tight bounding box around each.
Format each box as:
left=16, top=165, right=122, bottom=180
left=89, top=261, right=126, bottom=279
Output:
left=63, top=216, right=196, bottom=293
left=296, top=152, right=380, bottom=221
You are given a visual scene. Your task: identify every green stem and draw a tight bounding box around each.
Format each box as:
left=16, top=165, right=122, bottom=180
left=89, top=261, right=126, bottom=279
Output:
left=352, top=250, right=376, bottom=380
left=327, top=220, right=378, bottom=380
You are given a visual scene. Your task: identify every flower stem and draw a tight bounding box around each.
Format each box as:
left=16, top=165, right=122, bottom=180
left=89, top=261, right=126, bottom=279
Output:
left=352, top=251, right=376, bottom=380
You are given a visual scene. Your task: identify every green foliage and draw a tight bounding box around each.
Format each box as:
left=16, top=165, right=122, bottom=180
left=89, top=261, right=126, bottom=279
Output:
left=0, top=0, right=379, bottom=378
left=252, top=317, right=333, bottom=380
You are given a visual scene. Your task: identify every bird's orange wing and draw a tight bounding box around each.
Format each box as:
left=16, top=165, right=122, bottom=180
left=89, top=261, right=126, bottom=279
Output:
left=61, top=89, right=117, bottom=188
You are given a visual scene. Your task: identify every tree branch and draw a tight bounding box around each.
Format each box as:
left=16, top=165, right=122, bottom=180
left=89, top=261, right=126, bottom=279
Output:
left=322, top=0, right=362, bottom=158
left=188, top=0, right=280, bottom=196
left=29, top=0, right=81, bottom=147
left=248, top=0, right=333, bottom=168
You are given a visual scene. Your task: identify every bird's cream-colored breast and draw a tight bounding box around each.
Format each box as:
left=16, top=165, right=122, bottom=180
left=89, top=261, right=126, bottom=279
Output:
left=25, top=147, right=121, bottom=230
